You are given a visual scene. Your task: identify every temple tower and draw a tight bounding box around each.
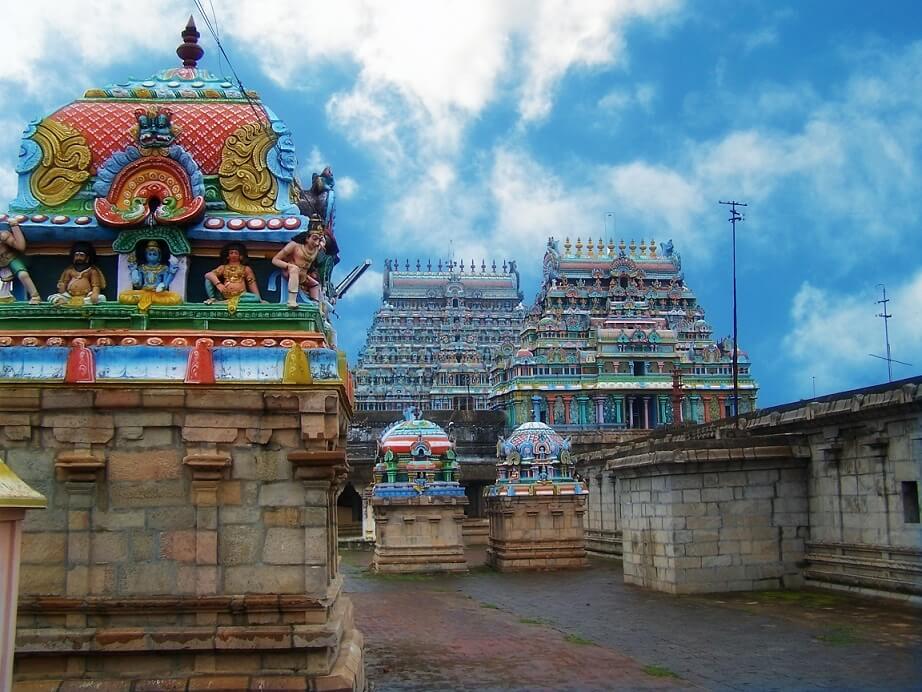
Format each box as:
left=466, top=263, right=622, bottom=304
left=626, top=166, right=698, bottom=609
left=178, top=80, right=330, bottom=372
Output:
left=0, top=21, right=364, bottom=690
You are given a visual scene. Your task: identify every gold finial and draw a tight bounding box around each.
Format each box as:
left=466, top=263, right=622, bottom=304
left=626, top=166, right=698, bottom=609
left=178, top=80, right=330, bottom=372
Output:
left=618, top=239, right=626, bottom=254
left=639, top=239, right=647, bottom=256
left=586, top=237, right=594, bottom=256
left=564, top=237, right=572, bottom=255
left=629, top=239, right=637, bottom=256
left=649, top=239, right=657, bottom=257
left=575, top=237, right=583, bottom=257
left=597, top=237, right=604, bottom=253
left=607, top=238, right=615, bottom=255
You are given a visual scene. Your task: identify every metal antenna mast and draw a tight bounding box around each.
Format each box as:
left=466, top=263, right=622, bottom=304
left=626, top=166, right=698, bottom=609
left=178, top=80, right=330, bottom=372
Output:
left=719, top=200, right=746, bottom=426
left=869, top=283, right=912, bottom=381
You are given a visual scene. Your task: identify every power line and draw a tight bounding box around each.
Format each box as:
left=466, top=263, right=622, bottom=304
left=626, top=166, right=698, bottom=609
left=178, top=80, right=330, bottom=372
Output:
left=190, top=1, right=268, bottom=127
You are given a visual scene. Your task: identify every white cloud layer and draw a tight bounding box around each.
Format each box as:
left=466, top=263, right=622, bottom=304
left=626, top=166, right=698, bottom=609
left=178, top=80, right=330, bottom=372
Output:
left=783, top=273, right=922, bottom=394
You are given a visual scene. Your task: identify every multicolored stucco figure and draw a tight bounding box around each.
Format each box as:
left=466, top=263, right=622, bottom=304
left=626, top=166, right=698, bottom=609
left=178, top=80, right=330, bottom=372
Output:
left=0, top=221, right=41, bottom=304
left=272, top=220, right=325, bottom=307
left=49, top=242, right=106, bottom=306
left=118, top=240, right=181, bottom=311
left=204, top=242, right=263, bottom=313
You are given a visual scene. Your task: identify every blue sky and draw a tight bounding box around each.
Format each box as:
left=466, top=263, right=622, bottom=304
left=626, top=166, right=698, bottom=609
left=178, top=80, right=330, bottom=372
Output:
left=1, top=1, right=920, bottom=406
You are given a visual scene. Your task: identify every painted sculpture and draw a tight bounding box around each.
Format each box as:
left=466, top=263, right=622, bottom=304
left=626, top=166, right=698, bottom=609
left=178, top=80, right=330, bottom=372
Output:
left=119, top=240, right=182, bottom=310
left=0, top=19, right=352, bottom=388
left=489, top=422, right=585, bottom=497
left=204, top=241, right=262, bottom=312
left=372, top=408, right=464, bottom=498
left=0, top=222, right=41, bottom=304
left=49, top=242, right=106, bottom=305
left=272, top=218, right=325, bottom=307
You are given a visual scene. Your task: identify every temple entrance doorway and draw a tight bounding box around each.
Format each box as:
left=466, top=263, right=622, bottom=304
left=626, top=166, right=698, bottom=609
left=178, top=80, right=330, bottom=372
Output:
left=337, top=483, right=362, bottom=538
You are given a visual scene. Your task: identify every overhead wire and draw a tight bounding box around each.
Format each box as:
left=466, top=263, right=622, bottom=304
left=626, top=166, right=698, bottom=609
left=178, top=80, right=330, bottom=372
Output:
left=189, top=0, right=268, bottom=127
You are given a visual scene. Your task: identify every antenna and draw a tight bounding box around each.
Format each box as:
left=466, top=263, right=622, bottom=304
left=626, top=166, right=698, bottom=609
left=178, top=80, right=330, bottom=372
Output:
left=719, top=200, right=747, bottom=426
left=869, top=283, right=912, bottom=381
left=604, top=212, right=615, bottom=238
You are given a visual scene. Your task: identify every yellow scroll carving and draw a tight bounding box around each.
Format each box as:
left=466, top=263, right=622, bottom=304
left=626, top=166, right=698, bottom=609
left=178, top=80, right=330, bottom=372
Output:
left=218, top=123, right=277, bottom=213
left=30, top=119, right=91, bottom=206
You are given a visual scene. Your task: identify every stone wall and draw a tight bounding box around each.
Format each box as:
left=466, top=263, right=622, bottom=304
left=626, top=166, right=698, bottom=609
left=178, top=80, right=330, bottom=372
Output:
left=2, top=384, right=364, bottom=690
left=584, top=472, right=621, bottom=558
left=577, top=378, right=922, bottom=598
left=617, top=453, right=808, bottom=593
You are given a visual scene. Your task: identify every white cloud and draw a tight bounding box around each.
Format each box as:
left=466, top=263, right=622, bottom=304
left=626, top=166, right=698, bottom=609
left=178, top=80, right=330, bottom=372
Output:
left=336, top=176, right=359, bottom=200
left=783, top=274, right=922, bottom=393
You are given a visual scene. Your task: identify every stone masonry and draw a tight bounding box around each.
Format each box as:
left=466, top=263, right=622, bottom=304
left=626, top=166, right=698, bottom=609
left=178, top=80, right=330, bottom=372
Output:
left=372, top=496, right=468, bottom=574
left=578, top=377, right=922, bottom=599
left=485, top=495, right=589, bottom=571
left=2, top=385, right=365, bottom=691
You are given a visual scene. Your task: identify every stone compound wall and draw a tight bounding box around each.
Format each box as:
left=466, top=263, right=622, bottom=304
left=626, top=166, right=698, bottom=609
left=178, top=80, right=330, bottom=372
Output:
left=577, top=378, right=922, bottom=599
left=1, top=385, right=364, bottom=691
left=372, top=496, right=468, bottom=573
left=617, top=453, right=808, bottom=594
left=584, top=472, right=621, bottom=558
left=485, top=494, right=588, bottom=571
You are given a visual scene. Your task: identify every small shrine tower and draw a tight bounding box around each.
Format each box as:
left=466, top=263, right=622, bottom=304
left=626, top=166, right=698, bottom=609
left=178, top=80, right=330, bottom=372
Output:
left=485, top=422, right=588, bottom=571
left=370, top=409, right=468, bottom=573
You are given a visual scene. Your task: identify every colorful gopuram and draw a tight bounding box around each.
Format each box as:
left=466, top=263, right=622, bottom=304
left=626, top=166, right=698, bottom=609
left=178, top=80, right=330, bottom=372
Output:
left=485, top=422, right=588, bottom=571
left=490, top=237, right=758, bottom=430
left=0, top=20, right=363, bottom=690
left=354, top=258, right=525, bottom=412
left=370, top=410, right=468, bottom=573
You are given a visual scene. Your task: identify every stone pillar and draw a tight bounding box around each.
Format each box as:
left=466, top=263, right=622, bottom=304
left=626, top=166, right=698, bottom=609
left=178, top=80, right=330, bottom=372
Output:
left=614, top=395, right=624, bottom=425
left=562, top=396, right=573, bottom=424
left=642, top=396, right=650, bottom=429
left=703, top=395, right=712, bottom=422
left=627, top=396, right=634, bottom=428
left=546, top=395, right=556, bottom=425
left=718, top=394, right=727, bottom=419
left=0, top=461, right=46, bottom=692
left=531, top=395, right=542, bottom=422
left=183, top=451, right=231, bottom=598
left=594, top=396, right=605, bottom=424
left=576, top=396, right=589, bottom=425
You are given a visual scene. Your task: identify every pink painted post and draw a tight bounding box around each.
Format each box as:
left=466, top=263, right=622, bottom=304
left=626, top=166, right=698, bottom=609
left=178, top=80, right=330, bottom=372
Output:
left=0, top=460, right=46, bottom=690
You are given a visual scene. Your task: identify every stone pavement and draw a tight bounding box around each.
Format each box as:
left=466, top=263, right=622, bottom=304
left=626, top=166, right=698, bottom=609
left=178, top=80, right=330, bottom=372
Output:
left=343, top=549, right=922, bottom=691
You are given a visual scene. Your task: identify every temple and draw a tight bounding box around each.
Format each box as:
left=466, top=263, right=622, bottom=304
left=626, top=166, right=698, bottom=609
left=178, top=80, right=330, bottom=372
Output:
left=490, top=237, right=758, bottom=430
left=1, top=20, right=364, bottom=690
left=353, top=258, right=524, bottom=412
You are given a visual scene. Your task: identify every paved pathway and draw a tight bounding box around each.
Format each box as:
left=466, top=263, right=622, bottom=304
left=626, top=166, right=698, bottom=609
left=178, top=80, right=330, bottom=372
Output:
left=343, top=549, right=922, bottom=691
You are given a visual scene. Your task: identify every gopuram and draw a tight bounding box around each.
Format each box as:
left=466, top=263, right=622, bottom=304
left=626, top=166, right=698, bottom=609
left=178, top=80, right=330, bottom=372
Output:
left=490, top=237, right=759, bottom=431
left=353, top=258, right=524, bottom=412
left=485, top=422, right=588, bottom=571
left=0, top=20, right=364, bottom=690
left=370, top=411, right=468, bottom=573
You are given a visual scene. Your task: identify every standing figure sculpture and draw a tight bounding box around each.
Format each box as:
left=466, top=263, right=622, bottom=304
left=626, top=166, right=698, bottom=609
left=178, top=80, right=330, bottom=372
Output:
left=50, top=241, right=106, bottom=306
left=272, top=222, right=324, bottom=308
left=118, top=240, right=182, bottom=311
left=204, top=241, right=263, bottom=313
left=296, top=167, right=339, bottom=264
left=0, top=221, right=41, bottom=303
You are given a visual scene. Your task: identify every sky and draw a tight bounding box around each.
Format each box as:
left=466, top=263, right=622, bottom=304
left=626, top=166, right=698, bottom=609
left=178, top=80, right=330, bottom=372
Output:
left=1, top=0, right=920, bottom=407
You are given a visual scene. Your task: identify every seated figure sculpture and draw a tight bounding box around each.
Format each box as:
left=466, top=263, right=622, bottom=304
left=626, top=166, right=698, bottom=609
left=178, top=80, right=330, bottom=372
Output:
left=49, top=241, right=106, bottom=306
left=118, top=240, right=181, bottom=311
left=204, top=241, right=263, bottom=312
left=271, top=221, right=324, bottom=308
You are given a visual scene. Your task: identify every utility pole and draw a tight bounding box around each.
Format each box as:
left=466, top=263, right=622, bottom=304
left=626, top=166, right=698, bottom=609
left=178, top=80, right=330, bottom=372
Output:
left=719, top=200, right=746, bottom=427
left=870, top=284, right=912, bottom=381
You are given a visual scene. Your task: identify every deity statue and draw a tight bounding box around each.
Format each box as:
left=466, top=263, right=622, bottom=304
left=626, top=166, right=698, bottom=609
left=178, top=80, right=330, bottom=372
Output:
left=49, top=241, right=106, bottom=306
left=204, top=241, right=263, bottom=312
left=118, top=240, right=182, bottom=311
left=272, top=216, right=338, bottom=308
left=0, top=220, right=41, bottom=303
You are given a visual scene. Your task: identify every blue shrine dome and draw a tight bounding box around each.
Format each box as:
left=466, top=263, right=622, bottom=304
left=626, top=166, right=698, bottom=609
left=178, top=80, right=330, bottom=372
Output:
left=501, top=421, right=570, bottom=462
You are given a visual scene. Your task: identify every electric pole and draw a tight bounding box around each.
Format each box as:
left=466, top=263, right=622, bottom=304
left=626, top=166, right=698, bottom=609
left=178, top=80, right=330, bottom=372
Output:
left=719, top=200, right=746, bottom=426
